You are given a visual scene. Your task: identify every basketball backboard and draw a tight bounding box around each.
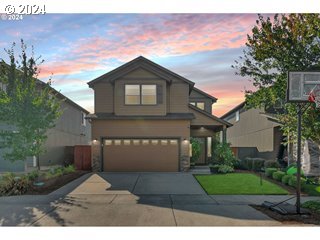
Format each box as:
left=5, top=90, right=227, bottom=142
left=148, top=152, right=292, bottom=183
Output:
left=287, top=71, right=320, bottom=102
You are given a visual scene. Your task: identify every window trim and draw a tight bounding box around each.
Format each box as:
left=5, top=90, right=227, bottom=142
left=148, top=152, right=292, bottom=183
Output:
left=125, top=84, right=157, bottom=106
left=81, top=112, right=86, bottom=126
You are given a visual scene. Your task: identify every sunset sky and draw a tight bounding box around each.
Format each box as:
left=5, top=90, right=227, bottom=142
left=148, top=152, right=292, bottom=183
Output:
left=0, top=14, right=265, bottom=116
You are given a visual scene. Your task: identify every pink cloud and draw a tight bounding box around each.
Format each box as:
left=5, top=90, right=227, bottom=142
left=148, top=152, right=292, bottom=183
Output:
left=39, top=14, right=259, bottom=78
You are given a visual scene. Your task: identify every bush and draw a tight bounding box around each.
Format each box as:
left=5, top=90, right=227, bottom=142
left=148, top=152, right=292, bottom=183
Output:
left=302, top=200, right=320, bottom=213
left=288, top=176, right=307, bottom=189
left=240, top=158, right=265, bottom=171
left=264, top=160, right=280, bottom=169
left=281, top=175, right=291, bottom=185
left=216, top=164, right=234, bottom=174
left=63, top=165, right=75, bottom=174
left=265, top=168, right=278, bottom=177
left=27, top=170, right=40, bottom=181
left=0, top=174, right=30, bottom=196
left=190, top=138, right=201, bottom=165
left=272, top=171, right=286, bottom=181
left=212, top=142, right=237, bottom=167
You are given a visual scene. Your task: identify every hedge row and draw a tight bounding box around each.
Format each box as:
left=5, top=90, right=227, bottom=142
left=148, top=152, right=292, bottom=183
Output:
left=265, top=167, right=306, bottom=189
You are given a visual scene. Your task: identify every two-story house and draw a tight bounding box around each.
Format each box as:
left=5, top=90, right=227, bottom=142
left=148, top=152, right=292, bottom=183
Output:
left=0, top=70, right=91, bottom=172
left=88, top=56, right=231, bottom=172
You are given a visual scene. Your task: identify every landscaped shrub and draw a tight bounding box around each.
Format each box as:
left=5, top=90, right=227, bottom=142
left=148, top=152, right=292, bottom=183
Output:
left=212, top=142, right=237, bottom=167
left=272, top=171, right=286, bottom=181
left=63, top=165, right=76, bottom=174
left=302, top=200, right=320, bottom=213
left=265, top=168, right=278, bottom=177
left=0, top=174, right=30, bottom=196
left=288, top=176, right=307, bottom=189
left=217, top=164, right=234, bottom=174
left=264, top=160, right=280, bottom=169
left=27, top=170, right=40, bottom=181
left=281, top=175, right=291, bottom=185
left=240, top=158, right=265, bottom=171
left=190, top=138, right=201, bottom=167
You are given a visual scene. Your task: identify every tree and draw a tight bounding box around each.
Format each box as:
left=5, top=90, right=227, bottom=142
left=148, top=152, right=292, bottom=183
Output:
left=233, top=14, right=320, bottom=144
left=0, top=40, right=62, bottom=170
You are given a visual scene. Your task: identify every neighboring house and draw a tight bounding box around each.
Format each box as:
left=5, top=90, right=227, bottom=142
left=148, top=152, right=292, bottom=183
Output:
left=0, top=77, right=91, bottom=172
left=221, top=102, right=285, bottom=161
left=87, top=56, right=231, bottom=172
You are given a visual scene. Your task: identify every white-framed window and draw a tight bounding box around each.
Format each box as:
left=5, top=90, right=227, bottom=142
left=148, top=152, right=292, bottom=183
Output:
left=235, top=110, right=240, bottom=122
left=125, top=84, right=157, bottom=105
left=81, top=112, right=86, bottom=126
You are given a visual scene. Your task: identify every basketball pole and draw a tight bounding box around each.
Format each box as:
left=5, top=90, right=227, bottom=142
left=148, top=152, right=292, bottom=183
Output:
left=296, top=103, right=302, bottom=214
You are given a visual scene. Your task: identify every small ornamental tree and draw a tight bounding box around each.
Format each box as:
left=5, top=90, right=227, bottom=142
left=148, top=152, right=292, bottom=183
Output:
left=233, top=14, right=320, bottom=144
left=0, top=40, right=62, bottom=170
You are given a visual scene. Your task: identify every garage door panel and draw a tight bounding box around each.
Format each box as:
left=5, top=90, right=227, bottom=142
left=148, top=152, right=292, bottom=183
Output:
left=103, top=139, right=179, bottom=172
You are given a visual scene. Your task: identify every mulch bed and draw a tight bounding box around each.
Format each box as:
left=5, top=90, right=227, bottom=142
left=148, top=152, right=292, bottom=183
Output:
left=251, top=204, right=320, bottom=225
left=26, top=171, right=88, bottom=195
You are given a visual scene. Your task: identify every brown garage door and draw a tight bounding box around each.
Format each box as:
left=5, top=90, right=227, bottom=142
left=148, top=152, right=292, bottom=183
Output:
left=103, top=138, right=179, bottom=172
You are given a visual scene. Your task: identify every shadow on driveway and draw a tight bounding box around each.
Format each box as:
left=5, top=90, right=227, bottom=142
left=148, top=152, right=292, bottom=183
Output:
left=0, top=172, right=299, bottom=226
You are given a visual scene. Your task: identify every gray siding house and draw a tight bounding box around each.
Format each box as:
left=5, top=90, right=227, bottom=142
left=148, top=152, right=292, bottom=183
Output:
left=0, top=80, right=91, bottom=172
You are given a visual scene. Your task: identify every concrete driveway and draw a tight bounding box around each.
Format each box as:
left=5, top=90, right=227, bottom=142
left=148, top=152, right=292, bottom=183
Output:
left=1, top=172, right=309, bottom=226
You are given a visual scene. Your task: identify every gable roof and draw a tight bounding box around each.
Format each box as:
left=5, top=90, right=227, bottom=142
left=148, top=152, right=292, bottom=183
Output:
left=87, top=56, right=195, bottom=90
left=189, top=104, right=232, bottom=127
left=192, top=87, right=217, bottom=102
left=220, top=101, right=246, bottom=119
left=0, top=61, right=90, bottom=114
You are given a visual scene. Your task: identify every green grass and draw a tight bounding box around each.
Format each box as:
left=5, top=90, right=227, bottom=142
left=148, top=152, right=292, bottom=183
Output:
left=195, top=173, right=289, bottom=195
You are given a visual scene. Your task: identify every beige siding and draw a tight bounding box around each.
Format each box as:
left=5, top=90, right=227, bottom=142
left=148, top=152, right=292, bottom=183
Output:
left=94, top=83, right=113, bottom=113
left=191, top=128, right=215, bottom=137
left=190, top=107, right=223, bottom=126
left=114, top=79, right=167, bottom=116
left=169, top=83, right=189, bottom=113
left=92, top=119, right=189, bottom=139
left=123, top=68, right=160, bottom=78
left=226, top=108, right=280, bottom=152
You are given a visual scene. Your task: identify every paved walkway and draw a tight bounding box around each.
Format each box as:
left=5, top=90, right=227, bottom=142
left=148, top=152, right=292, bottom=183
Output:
left=0, top=173, right=318, bottom=226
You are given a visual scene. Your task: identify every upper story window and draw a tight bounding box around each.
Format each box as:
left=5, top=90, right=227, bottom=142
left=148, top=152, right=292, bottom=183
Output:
left=125, top=84, right=157, bottom=105
left=190, top=101, right=205, bottom=110
left=81, top=112, right=86, bottom=126
left=196, top=102, right=205, bottom=110
left=235, top=110, right=240, bottom=122
left=142, top=85, right=156, bottom=104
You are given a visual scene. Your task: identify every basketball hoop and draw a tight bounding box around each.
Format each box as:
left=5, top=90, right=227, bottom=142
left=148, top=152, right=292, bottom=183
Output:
left=308, top=85, right=320, bottom=108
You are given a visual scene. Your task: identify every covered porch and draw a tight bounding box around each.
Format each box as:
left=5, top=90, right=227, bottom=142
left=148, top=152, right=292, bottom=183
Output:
left=189, top=105, right=232, bottom=165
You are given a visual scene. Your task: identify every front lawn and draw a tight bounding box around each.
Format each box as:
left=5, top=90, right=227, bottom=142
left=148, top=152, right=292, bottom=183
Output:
left=195, top=173, right=289, bottom=195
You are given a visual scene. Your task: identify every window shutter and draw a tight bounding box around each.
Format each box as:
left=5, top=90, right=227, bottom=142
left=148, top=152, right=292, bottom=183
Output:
left=157, top=85, right=163, bottom=104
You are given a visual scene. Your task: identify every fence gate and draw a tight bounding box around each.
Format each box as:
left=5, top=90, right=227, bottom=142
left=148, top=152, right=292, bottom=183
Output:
left=74, top=145, right=92, bottom=171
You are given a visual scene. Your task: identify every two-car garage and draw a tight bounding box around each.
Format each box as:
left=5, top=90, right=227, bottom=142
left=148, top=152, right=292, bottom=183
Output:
left=102, top=138, right=180, bottom=172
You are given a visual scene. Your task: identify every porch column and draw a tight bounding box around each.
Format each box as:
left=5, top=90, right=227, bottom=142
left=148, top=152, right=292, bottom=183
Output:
left=222, top=125, right=227, bottom=143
